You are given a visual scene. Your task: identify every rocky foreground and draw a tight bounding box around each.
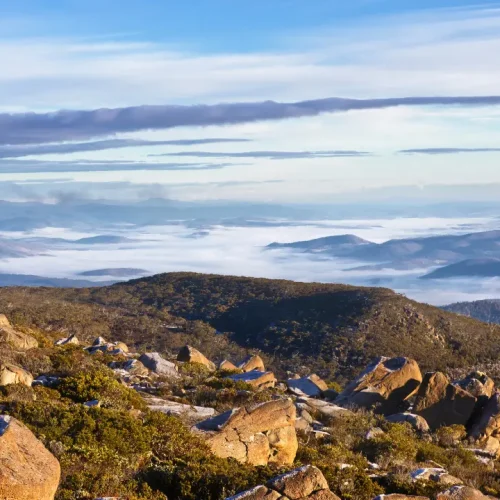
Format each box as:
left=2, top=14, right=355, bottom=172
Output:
left=1, top=313, right=500, bottom=499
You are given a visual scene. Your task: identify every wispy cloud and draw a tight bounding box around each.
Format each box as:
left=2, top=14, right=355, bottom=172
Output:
left=2, top=95, right=500, bottom=146
left=151, top=149, right=372, bottom=159
left=400, top=147, right=500, bottom=155
left=0, top=138, right=251, bottom=158
left=0, top=159, right=242, bottom=173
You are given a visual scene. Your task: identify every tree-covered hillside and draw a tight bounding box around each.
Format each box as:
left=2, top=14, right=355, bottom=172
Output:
left=1, top=272, right=500, bottom=382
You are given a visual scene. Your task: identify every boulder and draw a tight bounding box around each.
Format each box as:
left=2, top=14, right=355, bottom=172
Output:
left=0, top=415, right=61, bottom=500
left=436, top=486, right=489, bottom=499
left=195, top=399, right=298, bottom=466
left=177, top=345, right=216, bottom=371
left=220, top=359, right=240, bottom=371
left=455, top=372, right=495, bottom=401
left=110, top=359, right=149, bottom=377
left=55, top=334, right=79, bottom=346
left=238, top=355, right=265, bottom=373
left=226, top=465, right=340, bottom=500
left=114, top=341, right=129, bottom=353
left=0, top=314, right=38, bottom=350
left=226, top=371, right=277, bottom=390
left=414, top=372, right=476, bottom=430
left=0, top=363, right=33, bottom=387
left=86, top=338, right=128, bottom=356
left=335, top=356, right=422, bottom=414
left=267, top=465, right=330, bottom=498
left=386, top=412, right=430, bottom=433
left=138, top=352, right=180, bottom=378
left=287, top=374, right=328, bottom=397
left=410, top=468, right=462, bottom=487
left=226, top=485, right=282, bottom=499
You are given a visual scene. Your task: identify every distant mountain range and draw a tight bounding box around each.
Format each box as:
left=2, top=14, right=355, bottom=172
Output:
left=443, top=299, right=500, bottom=324
left=267, top=230, right=500, bottom=276
left=422, top=258, right=500, bottom=279
left=0, top=273, right=113, bottom=287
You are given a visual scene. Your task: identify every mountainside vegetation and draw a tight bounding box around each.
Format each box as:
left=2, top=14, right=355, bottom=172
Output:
left=2, top=272, right=500, bottom=382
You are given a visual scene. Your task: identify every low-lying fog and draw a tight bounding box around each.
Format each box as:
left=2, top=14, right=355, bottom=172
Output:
left=2, top=215, right=500, bottom=305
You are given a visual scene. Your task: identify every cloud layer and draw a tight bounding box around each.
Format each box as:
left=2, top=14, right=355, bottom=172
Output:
left=3, top=95, right=500, bottom=146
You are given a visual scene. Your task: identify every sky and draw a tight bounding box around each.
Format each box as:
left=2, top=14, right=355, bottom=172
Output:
left=2, top=0, right=500, bottom=203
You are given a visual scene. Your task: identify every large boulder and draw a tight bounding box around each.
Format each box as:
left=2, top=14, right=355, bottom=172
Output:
left=138, top=352, right=180, bottom=378
left=195, top=399, right=298, bottom=466
left=414, top=372, right=476, bottom=430
left=238, top=355, right=265, bottom=373
left=177, top=345, right=216, bottom=371
left=226, top=371, right=277, bottom=390
left=287, top=374, right=329, bottom=397
left=0, top=363, right=33, bottom=387
left=436, top=486, right=489, bottom=499
left=226, top=465, right=340, bottom=499
left=0, top=314, right=38, bottom=350
left=335, top=357, right=422, bottom=414
left=0, top=415, right=61, bottom=500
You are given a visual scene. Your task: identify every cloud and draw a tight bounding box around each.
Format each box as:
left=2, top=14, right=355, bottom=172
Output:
left=151, top=149, right=372, bottom=159
left=3, top=95, right=500, bottom=146
left=400, top=147, right=500, bottom=155
left=0, top=137, right=251, bottom=158
left=0, top=159, right=242, bottom=174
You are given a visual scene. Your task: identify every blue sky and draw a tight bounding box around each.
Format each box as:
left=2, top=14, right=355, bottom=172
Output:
left=1, top=0, right=500, bottom=203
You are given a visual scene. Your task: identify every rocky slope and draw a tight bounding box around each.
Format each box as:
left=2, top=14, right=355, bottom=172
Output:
left=1, top=311, right=500, bottom=499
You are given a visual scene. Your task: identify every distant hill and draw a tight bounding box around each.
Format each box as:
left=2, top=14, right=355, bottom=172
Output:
left=267, top=234, right=372, bottom=255
left=74, top=235, right=133, bottom=245
left=85, top=272, right=500, bottom=380
left=422, top=258, right=500, bottom=279
left=78, top=268, right=148, bottom=277
left=267, top=229, right=500, bottom=270
left=3, top=272, right=500, bottom=381
left=443, top=299, right=500, bottom=324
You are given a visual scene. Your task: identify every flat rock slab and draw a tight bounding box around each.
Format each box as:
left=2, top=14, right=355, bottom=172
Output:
left=143, top=395, right=215, bottom=421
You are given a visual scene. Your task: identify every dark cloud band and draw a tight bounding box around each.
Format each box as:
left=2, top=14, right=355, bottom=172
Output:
left=400, top=148, right=500, bottom=155
left=151, top=150, right=371, bottom=159
left=2, top=95, right=500, bottom=145
left=0, top=138, right=250, bottom=159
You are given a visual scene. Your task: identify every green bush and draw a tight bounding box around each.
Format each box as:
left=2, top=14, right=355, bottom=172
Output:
left=57, top=367, right=146, bottom=410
